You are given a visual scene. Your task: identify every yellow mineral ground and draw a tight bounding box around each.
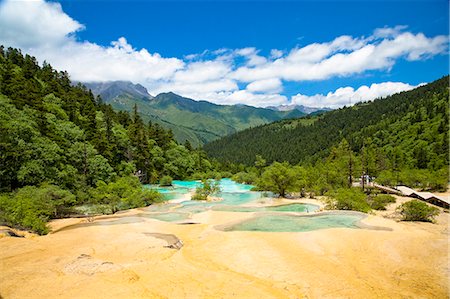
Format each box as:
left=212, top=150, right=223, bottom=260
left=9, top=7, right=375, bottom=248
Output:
left=1, top=194, right=448, bottom=299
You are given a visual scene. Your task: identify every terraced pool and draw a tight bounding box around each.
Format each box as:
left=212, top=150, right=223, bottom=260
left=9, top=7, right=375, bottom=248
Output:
left=212, top=203, right=319, bottom=213
left=143, top=179, right=370, bottom=232
left=220, top=212, right=366, bottom=232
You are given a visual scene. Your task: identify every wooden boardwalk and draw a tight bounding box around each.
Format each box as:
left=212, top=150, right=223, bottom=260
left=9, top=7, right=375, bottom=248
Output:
left=396, top=186, right=449, bottom=209
left=359, top=182, right=448, bottom=208
left=372, top=183, right=403, bottom=195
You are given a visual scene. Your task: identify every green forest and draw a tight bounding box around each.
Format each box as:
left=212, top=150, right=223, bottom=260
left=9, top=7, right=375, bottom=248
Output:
left=0, top=47, right=220, bottom=233
left=205, top=76, right=449, bottom=192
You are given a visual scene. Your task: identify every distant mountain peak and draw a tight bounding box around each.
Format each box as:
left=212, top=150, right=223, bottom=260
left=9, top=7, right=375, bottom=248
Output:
left=83, top=80, right=153, bottom=102
left=155, top=92, right=197, bottom=104
left=164, top=91, right=178, bottom=96
left=267, top=104, right=332, bottom=114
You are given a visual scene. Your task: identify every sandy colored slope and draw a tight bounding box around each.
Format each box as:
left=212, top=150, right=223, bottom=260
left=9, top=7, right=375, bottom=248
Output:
left=1, top=197, right=449, bottom=299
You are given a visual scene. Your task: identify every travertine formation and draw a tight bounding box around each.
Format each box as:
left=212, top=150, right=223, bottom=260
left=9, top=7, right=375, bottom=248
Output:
left=1, top=195, right=448, bottom=299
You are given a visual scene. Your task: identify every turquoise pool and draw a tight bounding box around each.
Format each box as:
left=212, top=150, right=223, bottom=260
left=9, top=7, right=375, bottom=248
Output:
left=145, top=203, right=177, bottom=213
left=222, top=213, right=365, bottom=232
left=172, top=180, right=202, bottom=189
left=212, top=203, right=319, bottom=213
left=145, top=212, right=190, bottom=222
left=217, top=178, right=254, bottom=193
left=142, top=180, right=372, bottom=232
left=144, top=184, right=191, bottom=201
left=144, top=178, right=263, bottom=204
left=142, top=179, right=272, bottom=221
left=173, top=202, right=214, bottom=214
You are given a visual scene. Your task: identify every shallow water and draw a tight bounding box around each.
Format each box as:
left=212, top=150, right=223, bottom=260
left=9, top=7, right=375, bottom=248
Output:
left=218, top=191, right=263, bottom=205
left=213, top=203, right=319, bottom=213
left=144, top=203, right=177, bottom=213
left=143, top=179, right=367, bottom=232
left=172, top=180, right=202, bottom=189
left=161, top=192, right=188, bottom=201
left=140, top=179, right=268, bottom=221
left=223, top=213, right=364, bottom=232
left=144, top=212, right=190, bottom=222
left=217, top=178, right=254, bottom=193
left=173, top=202, right=214, bottom=214
left=144, top=185, right=190, bottom=201
left=144, top=179, right=263, bottom=204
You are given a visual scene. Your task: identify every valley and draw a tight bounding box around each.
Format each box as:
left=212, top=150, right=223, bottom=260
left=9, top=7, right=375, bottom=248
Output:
left=84, top=81, right=310, bottom=146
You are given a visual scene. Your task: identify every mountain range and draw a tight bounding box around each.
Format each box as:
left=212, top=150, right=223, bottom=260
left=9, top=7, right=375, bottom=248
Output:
left=267, top=104, right=332, bottom=114
left=83, top=81, right=324, bottom=146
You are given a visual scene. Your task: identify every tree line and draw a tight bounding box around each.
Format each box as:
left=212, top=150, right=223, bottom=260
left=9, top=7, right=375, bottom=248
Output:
left=231, top=151, right=443, bottom=221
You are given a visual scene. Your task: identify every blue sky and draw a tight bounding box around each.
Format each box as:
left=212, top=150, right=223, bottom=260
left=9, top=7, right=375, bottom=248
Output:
left=0, top=0, right=448, bottom=107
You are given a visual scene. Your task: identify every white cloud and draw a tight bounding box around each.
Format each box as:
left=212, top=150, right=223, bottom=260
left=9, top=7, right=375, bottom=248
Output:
left=0, top=0, right=184, bottom=83
left=0, top=0, right=447, bottom=108
left=286, top=35, right=365, bottom=64
left=373, top=25, right=408, bottom=38
left=150, top=79, right=238, bottom=96
left=270, top=49, right=283, bottom=59
left=173, top=60, right=231, bottom=83
left=376, top=32, right=448, bottom=61
left=231, top=31, right=447, bottom=82
left=30, top=38, right=185, bottom=83
left=0, top=0, right=84, bottom=48
left=225, top=90, right=287, bottom=107
left=111, top=37, right=134, bottom=53
left=291, top=82, right=419, bottom=108
left=235, top=47, right=267, bottom=66
left=194, top=90, right=287, bottom=107
left=246, top=78, right=282, bottom=93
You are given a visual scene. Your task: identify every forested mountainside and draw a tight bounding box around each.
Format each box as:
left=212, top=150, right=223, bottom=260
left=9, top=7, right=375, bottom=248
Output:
left=0, top=47, right=220, bottom=233
left=204, top=76, right=449, bottom=173
left=85, top=82, right=305, bottom=147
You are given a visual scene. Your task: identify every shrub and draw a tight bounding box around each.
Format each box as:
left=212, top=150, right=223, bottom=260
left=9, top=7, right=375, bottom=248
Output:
left=192, top=179, right=221, bottom=201
left=327, top=188, right=371, bottom=213
left=206, top=171, right=222, bottom=180
left=375, top=170, right=397, bottom=187
left=191, top=192, right=207, bottom=201
left=0, top=193, right=48, bottom=235
left=220, top=171, right=232, bottom=178
left=92, top=176, right=163, bottom=213
left=117, top=161, right=136, bottom=177
left=397, top=200, right=439, bottom=222
left=189, top=172, right=205, bottom=180
left=73, top=204, right=111, bottom=215
left=159, top=175, right=173, bottom=186
left=231, top=171, right=257, bottom=184
left=0, top=184, right=76, bottom=235
left=367, top=194, right=396, bottom=210
left=189, top=171, right=222, bottom=180
left=423, top=168, right=448, bottom=191
left=256, top=162, right=297, bottom=197
left=148, top=170, right=160, bottom=184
